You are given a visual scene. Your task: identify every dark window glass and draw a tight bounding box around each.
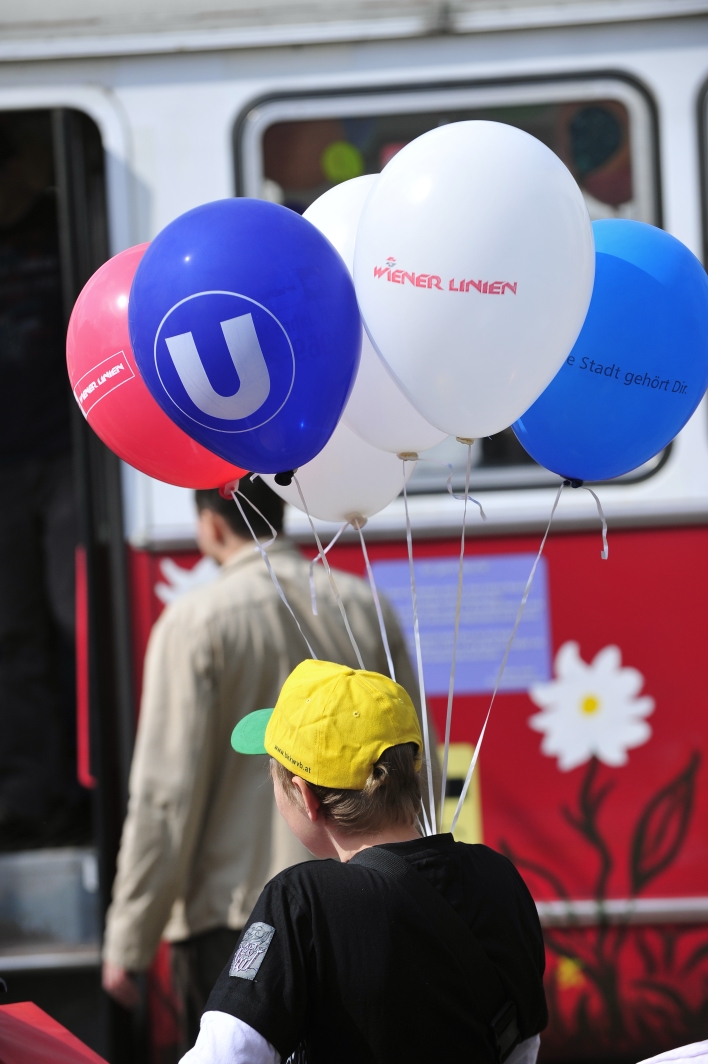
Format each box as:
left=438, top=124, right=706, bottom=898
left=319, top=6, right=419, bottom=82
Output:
left=261, top=100, right=635, bottom=221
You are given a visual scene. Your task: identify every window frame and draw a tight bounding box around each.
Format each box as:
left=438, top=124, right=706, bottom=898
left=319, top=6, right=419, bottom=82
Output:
left=697, top=71, right=708, bottom=267
left=235, top=73, right=661, bottom=223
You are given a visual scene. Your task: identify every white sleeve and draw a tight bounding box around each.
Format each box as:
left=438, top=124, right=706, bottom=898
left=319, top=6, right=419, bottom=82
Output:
left=637, top=1042, right=708, bottom=1064
left=506, top=1035, right=541, bottom=1064
left=179, top=1010, right=281, bottom=1064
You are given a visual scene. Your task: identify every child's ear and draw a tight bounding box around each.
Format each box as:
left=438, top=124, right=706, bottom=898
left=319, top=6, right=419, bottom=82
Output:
left=291, top=776, right=320, bottom=822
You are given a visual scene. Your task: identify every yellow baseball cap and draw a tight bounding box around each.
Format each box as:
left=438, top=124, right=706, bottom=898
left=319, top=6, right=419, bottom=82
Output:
left=231, top=659, right=422, bottom=789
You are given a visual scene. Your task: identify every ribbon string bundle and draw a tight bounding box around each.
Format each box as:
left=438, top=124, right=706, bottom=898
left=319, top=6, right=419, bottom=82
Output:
left=66, top=120, right=708, bottom=834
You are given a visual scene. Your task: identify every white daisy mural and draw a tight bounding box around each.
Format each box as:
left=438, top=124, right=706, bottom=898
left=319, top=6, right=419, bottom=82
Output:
left=512, top=641, right=702, bottom=1056
left=528, top=641, right=654, bottom=771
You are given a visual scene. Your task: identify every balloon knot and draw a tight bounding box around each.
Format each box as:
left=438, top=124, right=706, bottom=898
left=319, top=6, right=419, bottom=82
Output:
left=274, top=469, right=297, bottom=486
left=219, top=478, right=241, bottom=499
left=563, top=478, right=584, bottom=489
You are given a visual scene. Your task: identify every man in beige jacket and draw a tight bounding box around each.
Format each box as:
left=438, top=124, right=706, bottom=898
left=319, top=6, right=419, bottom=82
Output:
left=102, top=477, right=425, bottom=1051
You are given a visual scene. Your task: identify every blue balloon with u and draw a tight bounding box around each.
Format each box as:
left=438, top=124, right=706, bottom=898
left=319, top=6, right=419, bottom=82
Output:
left=129, top=198, right=361, bottom=473
left=513, top=219, right=708, bottom=482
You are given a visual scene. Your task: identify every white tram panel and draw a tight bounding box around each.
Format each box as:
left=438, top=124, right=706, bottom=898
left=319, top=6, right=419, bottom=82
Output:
left=1, top=1, right=707, bottom=544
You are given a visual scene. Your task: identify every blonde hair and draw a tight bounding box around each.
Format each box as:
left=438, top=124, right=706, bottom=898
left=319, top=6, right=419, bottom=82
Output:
left=270, top=742, right=421, bottom=836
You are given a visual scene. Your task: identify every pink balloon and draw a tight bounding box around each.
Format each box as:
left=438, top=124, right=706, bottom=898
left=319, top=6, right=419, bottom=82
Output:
left=67, top=244, right=246, bottom=489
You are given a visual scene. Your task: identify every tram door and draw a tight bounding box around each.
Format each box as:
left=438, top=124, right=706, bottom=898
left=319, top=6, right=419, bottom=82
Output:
left=0, top=108, right=139, bottom=1062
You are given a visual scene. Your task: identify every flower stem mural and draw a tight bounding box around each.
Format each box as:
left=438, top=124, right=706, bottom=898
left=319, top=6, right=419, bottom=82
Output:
left=501, top=641, right=706, bottom=1059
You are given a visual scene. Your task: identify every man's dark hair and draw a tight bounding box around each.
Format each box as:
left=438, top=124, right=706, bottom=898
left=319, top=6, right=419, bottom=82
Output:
left=195, top=477, right=285, bottom=539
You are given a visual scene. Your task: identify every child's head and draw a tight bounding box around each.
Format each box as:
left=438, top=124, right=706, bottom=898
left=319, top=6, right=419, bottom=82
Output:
left=231, top=660, right=423, bottom=853
left=270, top=740, right=421, bottom=834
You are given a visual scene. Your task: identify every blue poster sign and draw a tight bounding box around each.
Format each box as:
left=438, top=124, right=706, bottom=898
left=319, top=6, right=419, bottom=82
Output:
left=371, top=554, right=552, bottom=696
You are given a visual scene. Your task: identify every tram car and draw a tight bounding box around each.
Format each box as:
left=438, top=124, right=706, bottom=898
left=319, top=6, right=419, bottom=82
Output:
left=1, top=1, right=708, bottom=1059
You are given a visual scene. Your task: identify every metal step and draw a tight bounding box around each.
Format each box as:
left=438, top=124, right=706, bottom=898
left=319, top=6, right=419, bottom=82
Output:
left=0, top=848, right=100, bottom=972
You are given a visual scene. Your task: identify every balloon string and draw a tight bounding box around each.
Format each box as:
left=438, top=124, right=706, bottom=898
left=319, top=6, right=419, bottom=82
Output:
left=584, top=486, right=609, bottom=560
left=234, top=486, right=279, bottom=549
left=231, top=491, right=317, bottom=659
left=356, top=522, right=396, bottom=682
left=450, top=481, right=565, bottom=833
left=309, top=522, right=349, bottom=616
left=397, top=455, right=485, bottom=517
left=440, top=443, right=472, bottom=828
left=445, top=463, right=487, bottom=520
left=420, top=799, right=432, bottom=839
left=293, top=476, right=365, bottom=671
left=402, top=462, right=437, bottom=837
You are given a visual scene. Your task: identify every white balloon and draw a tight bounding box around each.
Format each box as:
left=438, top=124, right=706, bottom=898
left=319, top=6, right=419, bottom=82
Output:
left=304, top=179, right=447, bottom=455
left=304, top=176, right=376, bottom=274
left=354, top=121, right=595, bottom=439
left=262, top=419, right=415, bottom=524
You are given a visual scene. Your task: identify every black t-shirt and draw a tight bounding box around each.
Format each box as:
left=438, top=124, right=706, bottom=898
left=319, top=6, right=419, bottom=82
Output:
left=207, top=835, right=547, bottom=1064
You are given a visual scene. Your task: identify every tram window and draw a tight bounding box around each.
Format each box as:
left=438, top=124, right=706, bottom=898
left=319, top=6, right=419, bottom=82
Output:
left=260, top=101, right=639, bottom=222
left=242, top=86, right=659, bottom=491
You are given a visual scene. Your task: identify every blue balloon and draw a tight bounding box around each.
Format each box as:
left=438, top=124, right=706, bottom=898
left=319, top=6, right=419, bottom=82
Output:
left=512, top=219, right=708, bottom=482
left=129, top=199, right=361, bottom=473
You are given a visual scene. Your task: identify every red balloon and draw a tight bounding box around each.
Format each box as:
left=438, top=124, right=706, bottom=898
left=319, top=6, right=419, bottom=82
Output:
left=66, top=244, right=246, bottom=489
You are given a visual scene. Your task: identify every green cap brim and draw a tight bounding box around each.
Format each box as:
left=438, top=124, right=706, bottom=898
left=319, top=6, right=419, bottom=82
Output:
left=231, top=707, right=274, bottom=755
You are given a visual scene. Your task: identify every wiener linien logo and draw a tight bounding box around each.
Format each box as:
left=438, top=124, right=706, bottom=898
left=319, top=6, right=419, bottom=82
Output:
left=154, top=291, right=295, bottom=433
left=374, top=257, right=517, bottom=295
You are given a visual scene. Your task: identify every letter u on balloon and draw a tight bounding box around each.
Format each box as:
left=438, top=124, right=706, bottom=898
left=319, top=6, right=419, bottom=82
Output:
left=164, top=312, right=271, bottom=420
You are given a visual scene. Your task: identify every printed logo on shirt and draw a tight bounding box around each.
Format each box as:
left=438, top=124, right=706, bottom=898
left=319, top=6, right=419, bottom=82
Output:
left=229, top=922, right=275, bottom=981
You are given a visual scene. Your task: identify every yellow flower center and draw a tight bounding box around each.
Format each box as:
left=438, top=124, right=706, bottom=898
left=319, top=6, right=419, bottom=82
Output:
left=580, top=694, right=601, bottom=715
left=556, top=956, right=586, bottom=990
